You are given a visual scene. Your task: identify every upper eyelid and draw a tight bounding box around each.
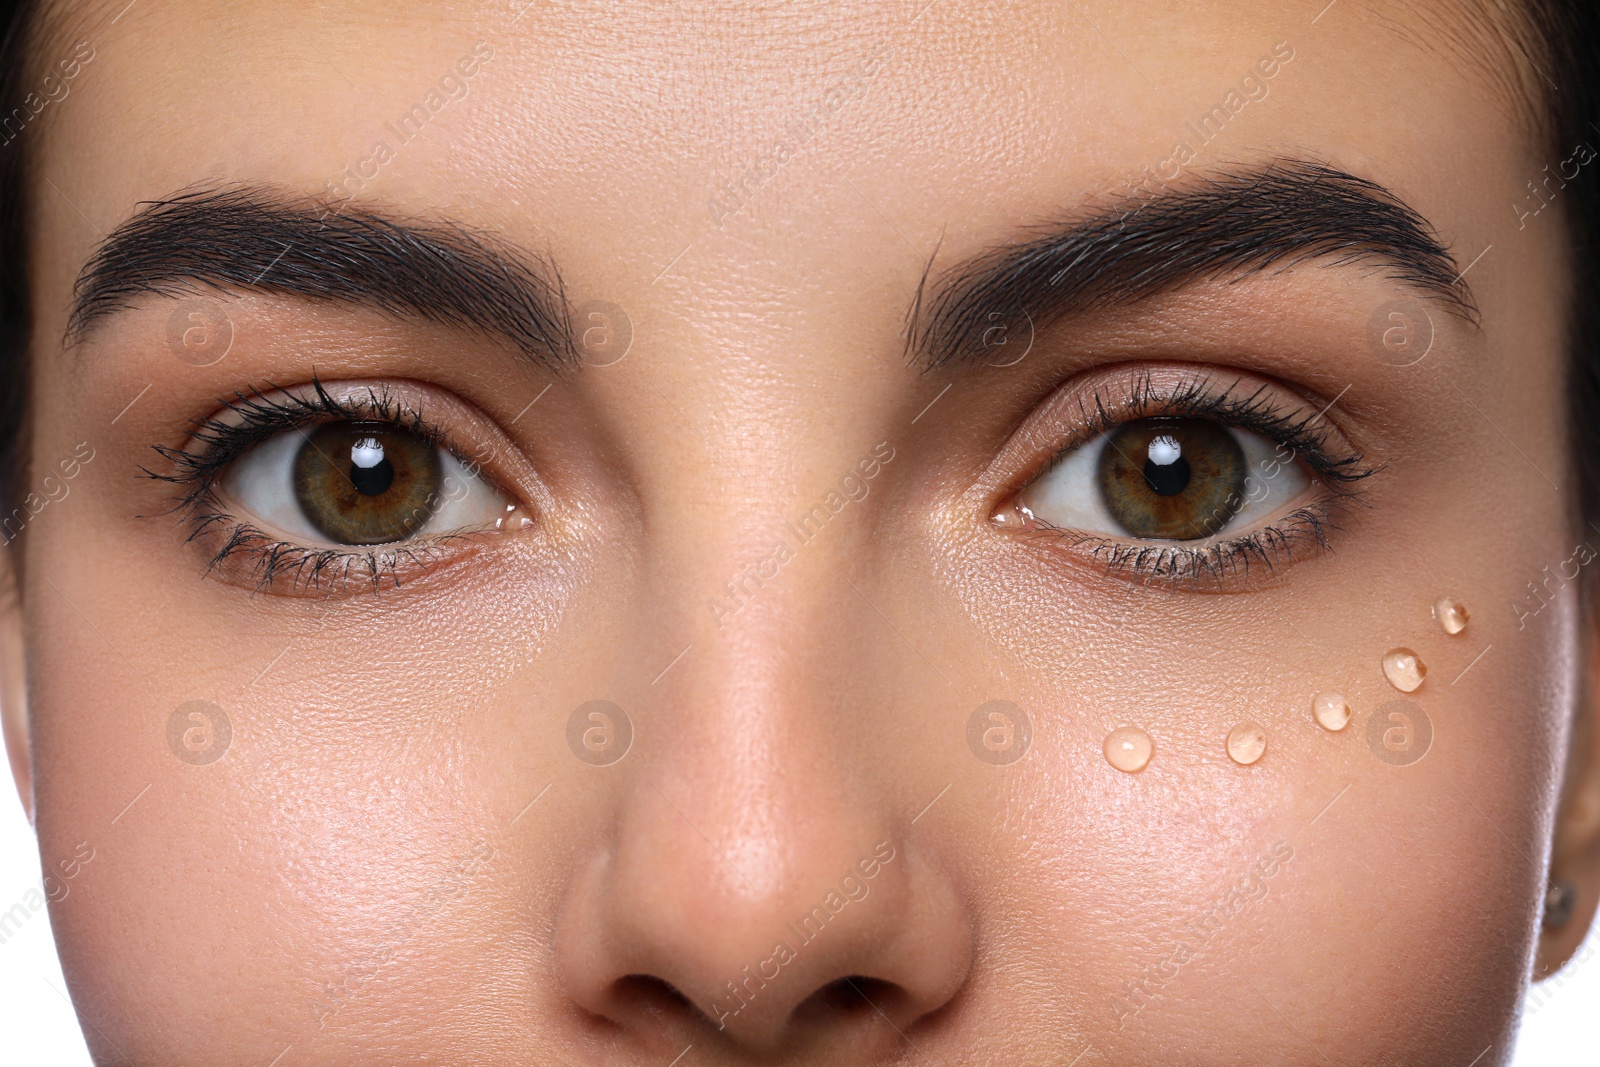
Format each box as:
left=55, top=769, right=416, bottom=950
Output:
left=169, top=382, right=503, bottom=485
left=1025, top=371, right=1374, bottom=491
left=144, top=379, right=538, bottom=544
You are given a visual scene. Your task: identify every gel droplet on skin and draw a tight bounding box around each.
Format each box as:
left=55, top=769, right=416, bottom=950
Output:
left=1312, top=691, right=1351, bottom=732
left=1433, top=597, right=1469, bottom=635
left=1226, top=723, right=1267, bottom=765
left=1103, top=727, right=1153, bottom=773
left=1382, top=648, right=1427, bottom=692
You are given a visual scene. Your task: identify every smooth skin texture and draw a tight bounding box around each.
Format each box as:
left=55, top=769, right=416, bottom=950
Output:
left=4, top=0, right=1600, bottom=1063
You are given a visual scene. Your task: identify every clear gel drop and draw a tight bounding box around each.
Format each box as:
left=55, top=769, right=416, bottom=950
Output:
left=1382, top=648, right=1426, bottom=692
left=1313, top=691, right=1351, bottom=732
left=1433, top=597, right=1468, bottom=635
left=1227, top=722, right=1267, bottom=765
left=1104, top=727, right=1153, bottom=773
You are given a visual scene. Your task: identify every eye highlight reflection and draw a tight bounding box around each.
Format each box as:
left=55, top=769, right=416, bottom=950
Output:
left=1024, top=416, right=1310, bottom=542
left=297, top=423, right=443, bottom=544
left=152, top=382, right=530, bottom=594
left=227, top=420, right=499, bottom=547
left=997, top=368, right=1377, bottom=587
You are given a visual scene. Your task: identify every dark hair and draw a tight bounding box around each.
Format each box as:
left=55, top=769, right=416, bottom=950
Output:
left=0, top=2, right=1596, bottom=545
left=0, top=0, right=35, bottom=541
left=1534, top=1, right=1600, bottom=534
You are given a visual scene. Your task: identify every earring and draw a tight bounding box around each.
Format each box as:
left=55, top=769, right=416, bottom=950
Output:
left=1544, top=880, right=1577, bottom=931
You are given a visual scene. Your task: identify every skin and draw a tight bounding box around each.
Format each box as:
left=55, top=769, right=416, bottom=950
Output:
left=3, top=0, right=1600, bottom=1063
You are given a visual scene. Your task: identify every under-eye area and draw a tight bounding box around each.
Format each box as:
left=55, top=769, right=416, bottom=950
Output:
left=146, top=378, right=532, bottom=594
left=994, top=365, right=1378, bottom=588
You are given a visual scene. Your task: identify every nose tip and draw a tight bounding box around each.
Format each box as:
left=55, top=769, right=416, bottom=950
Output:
left=555, top=796, right=971, bottom=1051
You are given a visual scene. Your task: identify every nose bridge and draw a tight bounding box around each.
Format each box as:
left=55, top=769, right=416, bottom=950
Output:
left=638, top=438, right=896, bottom=900
left=622, top=544, right=897, bottom=974
left=644, top=406, right=898, bottom=761
left=553, top=431, right=972, bottom=1045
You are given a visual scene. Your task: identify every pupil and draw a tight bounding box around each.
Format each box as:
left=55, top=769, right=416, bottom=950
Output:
left=1143, top=434, right=1191, bottom=496
left=348, top=438, right=395, bottom=496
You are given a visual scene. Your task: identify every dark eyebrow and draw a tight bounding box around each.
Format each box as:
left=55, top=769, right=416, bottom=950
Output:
left=68, top=187, right=577, bottom=367
left=907, top=159, right=1478, bottom=369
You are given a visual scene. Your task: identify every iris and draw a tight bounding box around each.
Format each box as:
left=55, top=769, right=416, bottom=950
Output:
left=292, top=422, right=442, bottom=544
left=1096, top=418, right=1246, bottom=540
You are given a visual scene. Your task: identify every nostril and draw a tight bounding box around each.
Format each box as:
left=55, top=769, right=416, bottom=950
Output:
left=610, top=974, right=697, bottom=1025
left=556, top=812, right=973, bottom=1050
left=796, top=976, right=907, bottom=1026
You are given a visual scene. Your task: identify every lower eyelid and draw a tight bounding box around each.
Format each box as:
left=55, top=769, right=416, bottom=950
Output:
left=1018, top=499, right=1351, bottom=590
left=194, top=525, right=473, bottom=596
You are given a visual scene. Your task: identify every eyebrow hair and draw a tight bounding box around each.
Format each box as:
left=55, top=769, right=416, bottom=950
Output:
left=907, top=159, right=1477, bottom=369
left=68, top=187, right=577, bottom=367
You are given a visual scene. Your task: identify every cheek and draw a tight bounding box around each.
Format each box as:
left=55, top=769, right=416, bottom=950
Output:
left=29, top=622, right=488, bottom=1058
left=920, top=466, right=1574, bottom=1057
left=25, top=507, right=610, bottom=1061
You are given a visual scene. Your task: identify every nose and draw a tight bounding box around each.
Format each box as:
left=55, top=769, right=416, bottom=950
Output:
left=554, top=605, right=973, bottom=1053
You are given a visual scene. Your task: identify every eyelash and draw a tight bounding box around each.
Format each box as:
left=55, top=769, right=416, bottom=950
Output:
left=1015, top=370, right=1379, bottom=587
left=146, top=379, right=481, bottom=594
left=150, top=370, right=1367, bottom=592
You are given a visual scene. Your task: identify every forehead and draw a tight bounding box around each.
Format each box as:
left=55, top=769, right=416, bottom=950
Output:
left=29, top=0, right=1537, bottom=315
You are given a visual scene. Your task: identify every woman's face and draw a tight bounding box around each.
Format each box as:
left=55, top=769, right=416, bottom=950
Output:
left=6, top=0, right=1600, bottom=1063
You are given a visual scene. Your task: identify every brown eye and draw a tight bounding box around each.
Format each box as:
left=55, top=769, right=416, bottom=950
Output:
left=292, top=422, right=443, bottom=544
left=1095, top=418, right=1246, bottom=540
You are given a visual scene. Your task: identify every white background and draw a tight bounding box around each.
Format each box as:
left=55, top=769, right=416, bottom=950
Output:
left=0, top=752, right=1593, bottom=1063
